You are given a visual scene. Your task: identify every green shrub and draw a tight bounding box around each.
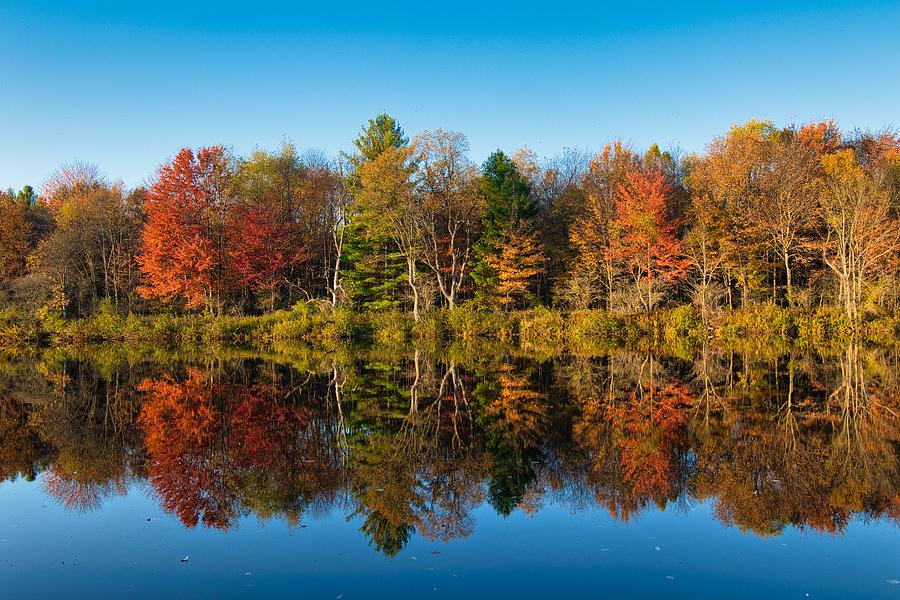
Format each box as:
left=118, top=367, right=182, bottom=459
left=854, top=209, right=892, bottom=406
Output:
left=368, top=310, right=413, bottom=345
left=666, top=304, right=702, bottom=338
left=566, top=310, right=625, bottom=345
left=321, top=307, right=357, bottom=340
left=518, top=307, right=566, bottom=344
left=444, top=302, right=515, bottom=340
left=413, top=311, right=448, bottom=341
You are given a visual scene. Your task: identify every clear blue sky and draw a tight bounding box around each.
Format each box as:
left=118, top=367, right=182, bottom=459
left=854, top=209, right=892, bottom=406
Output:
left=1, top=0, right=898, bottom=189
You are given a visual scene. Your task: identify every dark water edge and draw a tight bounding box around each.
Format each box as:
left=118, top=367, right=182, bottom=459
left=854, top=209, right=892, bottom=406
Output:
left=0, top=341, right=897, bottom=597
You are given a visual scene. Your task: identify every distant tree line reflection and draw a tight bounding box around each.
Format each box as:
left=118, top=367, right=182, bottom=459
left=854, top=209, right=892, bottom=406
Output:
left=0, top=344, right=897, bottom=555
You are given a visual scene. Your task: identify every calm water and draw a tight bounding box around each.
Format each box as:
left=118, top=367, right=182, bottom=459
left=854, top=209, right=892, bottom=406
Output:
left=0, top=343, right=898, bottom=598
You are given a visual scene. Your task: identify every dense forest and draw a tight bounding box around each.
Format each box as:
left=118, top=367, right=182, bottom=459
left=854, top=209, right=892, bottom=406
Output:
left=1, top=115, right=898, bottom=343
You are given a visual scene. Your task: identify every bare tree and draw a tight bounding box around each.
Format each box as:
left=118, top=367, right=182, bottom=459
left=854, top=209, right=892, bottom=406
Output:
left=413, top=130, right=484, bottom=310
left=754, top=140, right=819, bottom=304
left=819, top=150, right=899, bottom=321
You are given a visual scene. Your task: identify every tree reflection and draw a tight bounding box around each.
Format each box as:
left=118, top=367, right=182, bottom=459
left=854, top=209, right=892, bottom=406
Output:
left=0, top=342, right=896, bottom=552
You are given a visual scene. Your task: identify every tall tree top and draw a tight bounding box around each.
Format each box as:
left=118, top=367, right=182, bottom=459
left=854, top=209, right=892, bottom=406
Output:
left=353, top=114, right=408, bottom=162
left=17, top=185, right=36, bottom=206
left=480, top=149, right=536, bottom=230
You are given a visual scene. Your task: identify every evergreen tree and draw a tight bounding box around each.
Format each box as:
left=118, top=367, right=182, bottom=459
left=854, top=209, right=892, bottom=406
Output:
left=343, top=114, right=411, bottom=311
left=350, top=114, right=408, bottom=164
left=472, top=150, right=543, bottom=302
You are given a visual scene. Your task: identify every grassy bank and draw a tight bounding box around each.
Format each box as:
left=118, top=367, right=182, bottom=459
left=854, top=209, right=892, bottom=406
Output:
left=2, top=300, right=897, bottom=354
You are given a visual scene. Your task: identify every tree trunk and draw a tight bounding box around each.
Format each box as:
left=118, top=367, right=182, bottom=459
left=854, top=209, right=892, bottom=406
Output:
left=330, top=226, right=344, bottom=309
left=783, top=251, right=792, bottom=306
left=407, top=255, right=420, bottom=322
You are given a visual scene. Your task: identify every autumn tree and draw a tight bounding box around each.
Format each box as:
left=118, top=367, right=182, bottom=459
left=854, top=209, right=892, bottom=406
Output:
left=29, top=169, right=141, bottom=315
left=0, top=189, right=36, bottom=280
left=683, top=205, right=725, bottom=323
left=41, top=161, right=103, bottom=213
left=138, top=146, right=234, bottom=314
left=412, top=129, right=484, bottom=309
left=482, top=226, right=544, bottom=309
left=819, top=148, right=899, bottom=321
left=325, top=159, right=354, bottom=309
left=684, top=120, right=777, bottom=308
left=568, top=141, right=639, bottom=309
left=354, top=144, right=423, bottom=319
left=752, top=122, right=834, bottom=304
left=472, top=150, right=542, bottom=303
left=344, top=114, right=410, bottom=311
left=227, top=202, right=305, bottom=311
left=612, top=170, right=687, bottom=312
left=519, top=147, right=590, bottom=305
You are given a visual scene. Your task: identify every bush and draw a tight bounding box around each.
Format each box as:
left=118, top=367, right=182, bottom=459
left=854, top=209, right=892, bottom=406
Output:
left=714, top=303, right=795, bottom=340
left=368, top=310, right=413, bottom=345
left=414, top=311, right=448, bottom=341
left=0, top=321, right=41, bottom=350
left=270, top=316, right=313, bottom=341
left=518, top=308, right=566, bottom=344
left=566, top=310, right=626, bottom=346
left=666, top=305, right=702, bottom=337
left=321, top=307, right=358, bottom=340
left=444, top=302, right=515, bottom=340
left=206, top=316, right=260, bottom=342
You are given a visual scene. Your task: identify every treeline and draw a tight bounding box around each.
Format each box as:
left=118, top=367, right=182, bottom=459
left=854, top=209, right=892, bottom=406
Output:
left=1, top=115, right=898, bottom=326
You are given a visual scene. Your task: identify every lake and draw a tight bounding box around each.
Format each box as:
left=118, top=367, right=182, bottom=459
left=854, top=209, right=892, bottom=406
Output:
left=0, top=342, right=897, bottom=598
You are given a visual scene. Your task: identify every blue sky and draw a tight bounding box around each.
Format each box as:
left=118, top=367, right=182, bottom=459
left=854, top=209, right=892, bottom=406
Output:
left=1, top=0, right=898, bottom=189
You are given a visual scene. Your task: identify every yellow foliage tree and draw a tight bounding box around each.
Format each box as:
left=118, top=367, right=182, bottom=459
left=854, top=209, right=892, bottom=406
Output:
left=483, top=226, right=544, bottom=309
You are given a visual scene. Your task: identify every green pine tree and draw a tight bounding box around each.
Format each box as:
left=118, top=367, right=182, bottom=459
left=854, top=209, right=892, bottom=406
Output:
left=343, top=114, right=411, bottom=311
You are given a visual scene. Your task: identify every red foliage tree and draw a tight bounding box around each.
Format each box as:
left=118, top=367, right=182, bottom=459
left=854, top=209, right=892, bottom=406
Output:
left=227, top=203, right=305, bottom=310
left=138, top=146, right=232, bottom=313
left=612, top=170, right=687, bottom=311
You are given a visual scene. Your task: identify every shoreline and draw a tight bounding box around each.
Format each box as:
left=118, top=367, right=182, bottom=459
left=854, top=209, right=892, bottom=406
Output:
left=3, top=302, right=896, bottom=353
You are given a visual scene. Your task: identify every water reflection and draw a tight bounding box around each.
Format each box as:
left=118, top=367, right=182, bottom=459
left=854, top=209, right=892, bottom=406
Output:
left=0, top=343, right=897, bottom=555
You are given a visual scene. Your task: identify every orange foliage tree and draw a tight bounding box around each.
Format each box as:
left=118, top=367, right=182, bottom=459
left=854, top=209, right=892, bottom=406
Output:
left=569, top=141, right=638, bottom=309
left=138, top=146, right=233, bottom=313
left=482, top=227, right=544, bottom=309
left=612, top=170, right=687, bottom=311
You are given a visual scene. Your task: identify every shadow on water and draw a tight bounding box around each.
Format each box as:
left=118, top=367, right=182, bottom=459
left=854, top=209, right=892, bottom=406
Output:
left=0, top=339, right=897, bottom=556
